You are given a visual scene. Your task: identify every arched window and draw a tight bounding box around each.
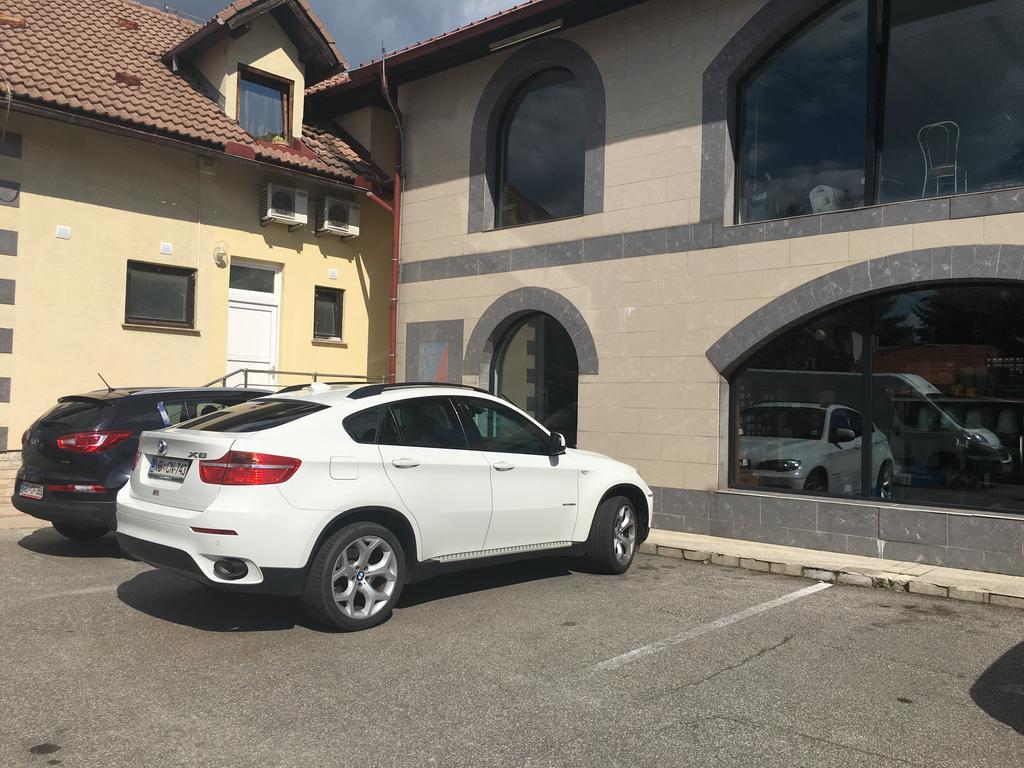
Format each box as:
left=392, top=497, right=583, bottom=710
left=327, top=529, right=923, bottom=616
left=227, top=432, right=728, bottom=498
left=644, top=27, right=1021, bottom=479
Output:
left=496, top=69, right=586, bottom=228
left=492, top=312, right=579, bottom=446
left=736, top=0, right=1024, bottom=224
left=731, top=283, right=1024, bottom=513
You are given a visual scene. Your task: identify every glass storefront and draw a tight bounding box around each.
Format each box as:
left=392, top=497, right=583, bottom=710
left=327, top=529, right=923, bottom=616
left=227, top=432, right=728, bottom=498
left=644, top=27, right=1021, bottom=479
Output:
left=732, top=284, right=1024, bottom=513
left=737, top=0, right=1024, bottom=223
left=491, top=313, right=579, bottom=446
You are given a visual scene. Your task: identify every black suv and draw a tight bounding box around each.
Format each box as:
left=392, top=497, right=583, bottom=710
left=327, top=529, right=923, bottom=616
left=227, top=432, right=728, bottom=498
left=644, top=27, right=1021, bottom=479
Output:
left=13, top=387, right=271, bottom=540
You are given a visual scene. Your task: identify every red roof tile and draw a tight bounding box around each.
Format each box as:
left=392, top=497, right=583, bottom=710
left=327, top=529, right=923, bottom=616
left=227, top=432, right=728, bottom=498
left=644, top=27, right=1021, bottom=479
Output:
left=3, top=0, right=369, bottom=185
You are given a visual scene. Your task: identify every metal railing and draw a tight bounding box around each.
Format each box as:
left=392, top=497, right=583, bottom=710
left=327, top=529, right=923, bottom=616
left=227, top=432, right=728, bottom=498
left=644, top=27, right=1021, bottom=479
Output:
left=204, top=368, right=387, bottom=389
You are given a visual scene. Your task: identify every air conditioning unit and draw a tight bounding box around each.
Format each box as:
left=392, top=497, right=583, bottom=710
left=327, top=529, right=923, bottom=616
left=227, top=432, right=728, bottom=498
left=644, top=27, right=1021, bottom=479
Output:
left=316, top=196, right=360, bottom=238
left=261, top=184, right=308, bottom=228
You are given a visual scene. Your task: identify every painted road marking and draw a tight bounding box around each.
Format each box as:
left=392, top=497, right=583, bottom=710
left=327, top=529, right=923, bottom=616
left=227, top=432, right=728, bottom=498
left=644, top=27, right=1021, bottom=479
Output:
left=593, top=581, right=833, bottom=671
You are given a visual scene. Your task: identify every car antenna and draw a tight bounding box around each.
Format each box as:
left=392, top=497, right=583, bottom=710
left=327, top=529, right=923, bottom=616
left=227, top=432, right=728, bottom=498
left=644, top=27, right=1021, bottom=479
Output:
left=97, top=372, right=114, bottom=393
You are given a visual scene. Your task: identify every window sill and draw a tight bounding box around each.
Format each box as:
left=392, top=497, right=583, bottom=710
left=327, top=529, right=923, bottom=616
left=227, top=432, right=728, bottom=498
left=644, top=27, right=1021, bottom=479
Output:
left=312, top=338, right=347, bottom=348
left=122, top=323, right=201, bottom=336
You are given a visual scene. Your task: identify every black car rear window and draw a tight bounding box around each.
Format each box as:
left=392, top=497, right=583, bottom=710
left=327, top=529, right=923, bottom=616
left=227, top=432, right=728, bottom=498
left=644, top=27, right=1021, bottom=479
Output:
left=343, top=407, right=380, bottom=444
left=176, top=399, right=327, bottom=433
left=38, top=400, right=114, bottom=430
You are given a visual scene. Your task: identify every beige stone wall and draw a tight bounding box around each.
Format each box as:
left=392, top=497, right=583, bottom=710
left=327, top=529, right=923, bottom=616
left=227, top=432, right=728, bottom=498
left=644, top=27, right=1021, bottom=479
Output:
left=0, top=112, right=391, bottom=439
left=398, top=213, right=1024, bottom=491
left=396, top=0, right=763, bottom=265
left=0, top=450, right=20, bottom=502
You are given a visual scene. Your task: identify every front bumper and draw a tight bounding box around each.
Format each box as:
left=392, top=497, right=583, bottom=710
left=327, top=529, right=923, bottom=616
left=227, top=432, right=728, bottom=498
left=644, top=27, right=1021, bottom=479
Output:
left=116, top=533, right=307, bottom=596
left=11, top=493, right=115, bottom=529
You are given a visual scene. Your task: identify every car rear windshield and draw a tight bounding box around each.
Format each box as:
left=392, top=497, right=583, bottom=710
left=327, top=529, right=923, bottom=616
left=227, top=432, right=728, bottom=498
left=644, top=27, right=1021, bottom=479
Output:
left=37, top=399, right=115, bottom=431
left=176, top=399, right=327, bottom=433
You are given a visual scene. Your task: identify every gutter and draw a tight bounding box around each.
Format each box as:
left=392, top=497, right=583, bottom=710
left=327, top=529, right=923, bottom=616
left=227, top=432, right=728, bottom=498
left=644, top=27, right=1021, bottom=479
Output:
left=380, top=56, right=405, bottom=385
left=11, top=100, right=369, bottom=195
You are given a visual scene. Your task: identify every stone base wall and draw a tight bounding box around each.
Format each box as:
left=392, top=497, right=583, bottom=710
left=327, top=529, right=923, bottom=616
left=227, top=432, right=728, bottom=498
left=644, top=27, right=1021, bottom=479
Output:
left=653, top=487, right=1024, bottom=577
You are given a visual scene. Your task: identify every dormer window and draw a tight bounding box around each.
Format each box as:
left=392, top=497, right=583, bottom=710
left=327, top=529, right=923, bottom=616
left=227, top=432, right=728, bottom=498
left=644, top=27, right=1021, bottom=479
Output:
left=238, top=65, right=291, bottom=143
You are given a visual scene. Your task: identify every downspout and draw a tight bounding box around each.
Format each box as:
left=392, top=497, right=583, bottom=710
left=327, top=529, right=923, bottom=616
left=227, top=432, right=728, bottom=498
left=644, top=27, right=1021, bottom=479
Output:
left=380, top=54, right=405, bottom=384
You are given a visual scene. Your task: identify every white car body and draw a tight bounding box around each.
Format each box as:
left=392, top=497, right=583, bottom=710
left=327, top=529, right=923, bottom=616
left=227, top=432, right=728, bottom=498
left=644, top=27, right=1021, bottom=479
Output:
left=116, top=384, right=653, bottom=597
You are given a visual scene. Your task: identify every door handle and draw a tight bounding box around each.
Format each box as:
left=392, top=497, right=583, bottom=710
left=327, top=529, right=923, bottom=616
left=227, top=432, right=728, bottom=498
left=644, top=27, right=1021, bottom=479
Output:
left=391, top=458, right=420, bottom=469
left=492, top=461, right=515, bottom=472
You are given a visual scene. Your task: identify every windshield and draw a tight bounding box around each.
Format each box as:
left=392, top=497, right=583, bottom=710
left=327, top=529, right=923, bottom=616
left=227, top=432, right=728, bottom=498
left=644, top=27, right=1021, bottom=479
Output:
left=741, top=406, right=825, bottom=440
left=176, top=399, right=326, bottom=433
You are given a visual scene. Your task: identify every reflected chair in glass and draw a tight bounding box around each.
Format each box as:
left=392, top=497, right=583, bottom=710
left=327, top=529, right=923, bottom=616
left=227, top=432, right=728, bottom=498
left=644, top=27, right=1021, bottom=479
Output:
left=918, top=121, right=967, bottom=197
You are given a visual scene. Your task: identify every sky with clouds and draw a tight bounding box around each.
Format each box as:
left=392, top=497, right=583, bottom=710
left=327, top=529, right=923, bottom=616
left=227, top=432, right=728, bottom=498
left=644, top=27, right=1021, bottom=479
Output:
left=160, top=0, right=519, bottom=68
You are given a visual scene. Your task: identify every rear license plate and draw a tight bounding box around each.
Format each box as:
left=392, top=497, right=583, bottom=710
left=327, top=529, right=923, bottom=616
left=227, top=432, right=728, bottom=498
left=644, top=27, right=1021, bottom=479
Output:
left=18, top=482, right=44, bottom=500
left=148, top=457, right=191, bottom=481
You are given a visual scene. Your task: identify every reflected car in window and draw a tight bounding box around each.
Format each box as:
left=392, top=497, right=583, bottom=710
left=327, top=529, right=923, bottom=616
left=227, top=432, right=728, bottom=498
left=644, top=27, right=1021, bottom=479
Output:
left=737, top=402, right=895, bottom=497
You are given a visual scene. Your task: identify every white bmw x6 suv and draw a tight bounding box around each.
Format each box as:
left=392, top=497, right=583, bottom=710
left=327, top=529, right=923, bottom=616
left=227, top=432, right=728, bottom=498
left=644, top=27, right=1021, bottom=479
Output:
left=116, top=383, right=653, bottom=631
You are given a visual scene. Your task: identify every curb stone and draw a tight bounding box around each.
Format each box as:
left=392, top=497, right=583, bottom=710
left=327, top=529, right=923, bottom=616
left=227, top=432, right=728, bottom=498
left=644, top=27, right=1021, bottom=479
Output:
left=641, top=531, right=1024, bottom=611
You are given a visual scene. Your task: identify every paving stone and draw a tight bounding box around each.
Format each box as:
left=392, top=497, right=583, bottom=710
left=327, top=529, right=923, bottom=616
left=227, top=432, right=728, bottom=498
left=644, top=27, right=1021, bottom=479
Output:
left=769, top=562, right=803, bottom=577
left=656, top=545, right=683, bottom=559
left=948, top=587, right=988, bottom=604
left=739, top=557, right=770, bottom=572
left=804, top=568, right=836, bottom=582
left=682, top=549, right=710, bottom=562
left=990, top=594, right=1024, bottom=609
left=711, top=553, right=740, bottom=568
left=837, top=572, right=874, bottom=588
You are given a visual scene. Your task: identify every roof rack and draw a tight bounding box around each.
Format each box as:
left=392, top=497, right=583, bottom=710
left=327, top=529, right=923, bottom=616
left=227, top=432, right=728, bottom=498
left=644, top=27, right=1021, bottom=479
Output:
left=347, top=382, right=493, bottom=400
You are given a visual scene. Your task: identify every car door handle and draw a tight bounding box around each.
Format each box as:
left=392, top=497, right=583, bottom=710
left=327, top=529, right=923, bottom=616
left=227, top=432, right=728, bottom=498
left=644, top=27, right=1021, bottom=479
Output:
left=391, top=458, right=420, bottom=469
left=492, top=461, right=515, bottom=472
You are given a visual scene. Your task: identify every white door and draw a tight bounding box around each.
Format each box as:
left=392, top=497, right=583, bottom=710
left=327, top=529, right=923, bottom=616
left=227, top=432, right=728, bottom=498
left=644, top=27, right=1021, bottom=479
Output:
left=377, top=396, right=493, bottom=559
left=227, top=262, right=280, bottom=387
left=454, top=397, right=578, bottom=550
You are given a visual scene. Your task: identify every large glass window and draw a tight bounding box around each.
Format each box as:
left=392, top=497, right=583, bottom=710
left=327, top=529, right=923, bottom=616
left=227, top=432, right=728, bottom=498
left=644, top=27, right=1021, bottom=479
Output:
left=731, top=284, right=1024, bottom=513
left=737, top=0, right=1024, bottom=222
left=381, top=398, right=468, bottom=450
left=456, top=397, right=550, bottom=455
left=492, top=313, right=579, bottom=446
left=497, top=69, right=585, bottom=228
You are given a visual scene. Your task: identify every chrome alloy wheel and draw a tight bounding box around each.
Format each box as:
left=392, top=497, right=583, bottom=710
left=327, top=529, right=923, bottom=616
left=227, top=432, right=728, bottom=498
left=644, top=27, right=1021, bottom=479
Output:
left=331, top=536, right=399, bottom=619
left=613, top=504, right=636, bottom=565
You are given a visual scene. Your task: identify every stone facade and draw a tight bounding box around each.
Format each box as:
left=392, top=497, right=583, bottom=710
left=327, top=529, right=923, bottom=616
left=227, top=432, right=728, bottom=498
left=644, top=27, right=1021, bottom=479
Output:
left=388, top=0, right=1024, bottom=575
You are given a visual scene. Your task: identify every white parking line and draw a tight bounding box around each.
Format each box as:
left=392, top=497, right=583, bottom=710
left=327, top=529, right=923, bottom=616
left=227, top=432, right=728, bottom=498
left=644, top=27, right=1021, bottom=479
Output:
left=593, top=581, right=833, bottom=672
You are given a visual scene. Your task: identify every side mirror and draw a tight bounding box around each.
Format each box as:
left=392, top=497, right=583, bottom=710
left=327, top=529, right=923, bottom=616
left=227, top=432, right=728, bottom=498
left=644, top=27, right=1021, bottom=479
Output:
left=832, top=427, right=856, bottom=444
left=549, top=432, right=567, bottom=456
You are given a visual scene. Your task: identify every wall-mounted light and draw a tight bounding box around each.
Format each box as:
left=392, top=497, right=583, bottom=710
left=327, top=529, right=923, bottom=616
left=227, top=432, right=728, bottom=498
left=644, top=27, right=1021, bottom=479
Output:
left=213, top=241, right=229, bottom=268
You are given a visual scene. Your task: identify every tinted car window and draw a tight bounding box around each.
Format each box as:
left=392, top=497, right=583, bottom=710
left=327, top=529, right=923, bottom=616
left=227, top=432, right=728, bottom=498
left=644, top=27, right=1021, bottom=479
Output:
left=178, top=399, right=327, bottom=433
left=381, top=398, right=467, bottom=450
left=457, top=398, right=549, bottom=455
left=344, top=407, right=380, bottom=444
left=117, top=400, right=166, bottom=431
left=37, top=400, right=114, bottom=430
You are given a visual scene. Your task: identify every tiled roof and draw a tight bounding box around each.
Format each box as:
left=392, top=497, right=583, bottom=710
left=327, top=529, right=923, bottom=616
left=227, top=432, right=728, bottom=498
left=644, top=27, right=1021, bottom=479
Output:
left=1, top=0, right=370, bottom=185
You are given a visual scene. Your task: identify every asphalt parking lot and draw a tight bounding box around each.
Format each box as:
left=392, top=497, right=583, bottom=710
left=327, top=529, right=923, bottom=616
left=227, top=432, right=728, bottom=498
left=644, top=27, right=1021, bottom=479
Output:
left=2, top=526, right=1022, bottom=768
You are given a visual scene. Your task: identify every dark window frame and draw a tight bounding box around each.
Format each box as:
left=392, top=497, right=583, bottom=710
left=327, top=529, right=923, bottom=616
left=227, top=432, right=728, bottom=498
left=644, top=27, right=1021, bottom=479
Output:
left=236, top=64, right=293, bottom=143
left=734, top=0, right=1019, bottom=224
left=380, top=396, right=471, bottom=451
left=313, top=286, right=344, bottom=340
left=124, top=260, right=197, bottom=329
left=494, top=67, right=585, bottom=230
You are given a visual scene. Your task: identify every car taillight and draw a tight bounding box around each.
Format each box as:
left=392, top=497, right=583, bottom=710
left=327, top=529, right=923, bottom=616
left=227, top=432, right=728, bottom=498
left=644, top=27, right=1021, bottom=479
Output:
left=46, top=483, right=106, bottom=494
left=56, top=431, right=133, bottom=453
left=198, top=451, right=301, bottom=486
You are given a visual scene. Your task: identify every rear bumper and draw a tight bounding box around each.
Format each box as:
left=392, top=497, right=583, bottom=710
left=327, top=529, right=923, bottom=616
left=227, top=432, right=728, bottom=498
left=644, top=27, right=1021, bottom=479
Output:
left=116, top=533, right=307, bottom=596
left=10, top=494, right=115, bottom=529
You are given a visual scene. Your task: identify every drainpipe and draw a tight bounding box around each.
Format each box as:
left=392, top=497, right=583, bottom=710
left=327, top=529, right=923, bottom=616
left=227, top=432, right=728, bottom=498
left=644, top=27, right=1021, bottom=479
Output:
left=380, top=55, right=404, bottom=384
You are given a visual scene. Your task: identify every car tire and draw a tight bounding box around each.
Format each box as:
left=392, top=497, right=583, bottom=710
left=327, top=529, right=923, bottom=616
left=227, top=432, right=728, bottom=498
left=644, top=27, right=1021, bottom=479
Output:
left=52, top=522, right=108, bottom=541
left=803, top=469, right=828, bottom=494
left=585, top=495, right=638, bottom=575
left=300, top=522, right=406, bottom=632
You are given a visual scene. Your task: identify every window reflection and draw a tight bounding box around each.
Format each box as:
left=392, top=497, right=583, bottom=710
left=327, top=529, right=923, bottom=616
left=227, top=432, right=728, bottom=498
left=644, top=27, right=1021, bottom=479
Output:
left=497, top=69, right=585, bottom=227
left=732, top=284, right=1024, bottom=513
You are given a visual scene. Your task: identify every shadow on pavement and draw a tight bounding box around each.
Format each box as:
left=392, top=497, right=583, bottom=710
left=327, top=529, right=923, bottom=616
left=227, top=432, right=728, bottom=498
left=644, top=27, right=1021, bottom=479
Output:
left=971, top=641, right=1024, bottom=735
left=117, top=569, right=305, bottom=633
left=397, top=556, right=576, bottom=608
left=18, top=527, right=124, bottom=560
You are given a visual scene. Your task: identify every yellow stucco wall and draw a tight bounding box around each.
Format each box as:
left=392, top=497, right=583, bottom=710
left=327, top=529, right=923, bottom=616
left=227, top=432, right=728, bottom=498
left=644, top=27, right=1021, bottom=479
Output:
left=0, top=111, right=391, bottom=442
left=194, top=15, right=306, bottom=139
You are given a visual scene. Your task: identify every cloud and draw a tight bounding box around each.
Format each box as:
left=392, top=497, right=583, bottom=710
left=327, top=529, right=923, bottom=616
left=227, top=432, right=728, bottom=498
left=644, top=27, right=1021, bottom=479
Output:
left=157, top=0, right=517, bottom=68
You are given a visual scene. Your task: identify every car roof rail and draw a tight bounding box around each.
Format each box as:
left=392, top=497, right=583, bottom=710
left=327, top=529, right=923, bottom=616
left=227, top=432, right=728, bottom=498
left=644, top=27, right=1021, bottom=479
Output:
left=347, top=382, right=494, bottom=400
